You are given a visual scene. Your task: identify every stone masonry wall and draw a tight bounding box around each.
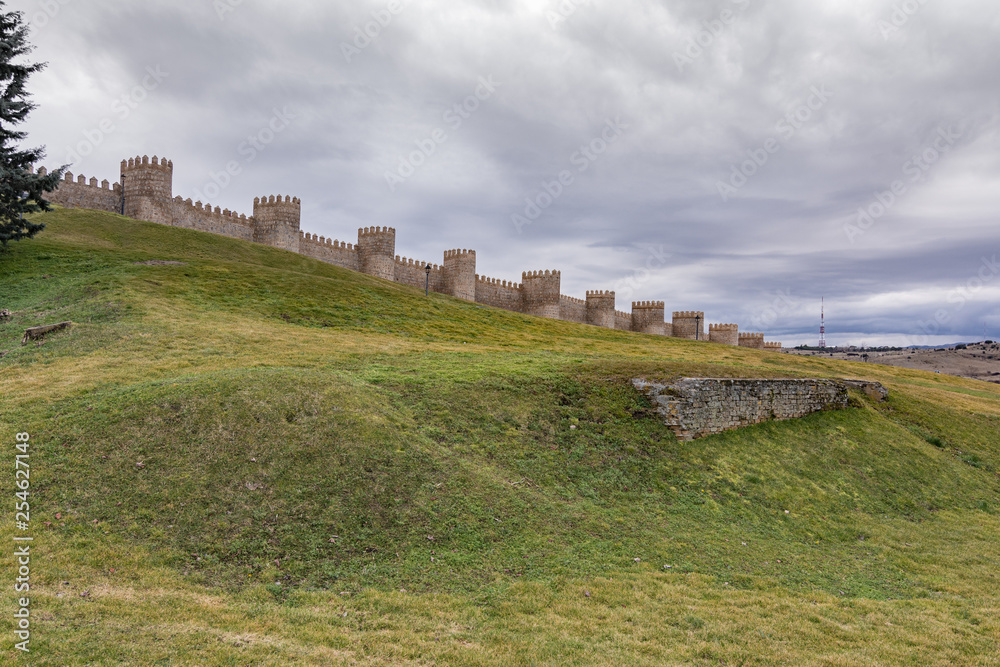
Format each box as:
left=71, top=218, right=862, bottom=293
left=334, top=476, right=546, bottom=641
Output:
left=560, top=295, right=588, bottom=324
left=43, top=169, right=121, bottom=213
left=299, top=233, right=361, bottom=271
left=170, top=198, right=255, bottom=241
left=632, top=378, right=869, bottom=441
left=394, top=256, right=444, bottom=293
left=475, top=276, right=523, bottom=312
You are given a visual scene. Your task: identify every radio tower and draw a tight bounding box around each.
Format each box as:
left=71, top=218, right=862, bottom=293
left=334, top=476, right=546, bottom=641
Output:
left=819, top=297, right=826, bottom=349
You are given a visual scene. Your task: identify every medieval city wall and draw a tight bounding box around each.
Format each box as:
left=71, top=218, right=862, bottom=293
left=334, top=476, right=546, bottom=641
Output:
left=559, top=295, right=588, bottom=324
left=37, top=168, right=121, bottom=213
left=41, top=153, right=782, bottom=347
left=475, top=276, right=523, bottom=312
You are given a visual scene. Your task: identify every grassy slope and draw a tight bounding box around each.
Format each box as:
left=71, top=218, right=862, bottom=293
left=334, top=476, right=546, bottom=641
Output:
left=1, top=208, right=999, bottom=665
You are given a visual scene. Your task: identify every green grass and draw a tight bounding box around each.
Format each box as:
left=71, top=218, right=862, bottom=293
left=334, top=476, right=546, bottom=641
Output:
left=2, top=207, right=999, bottom=665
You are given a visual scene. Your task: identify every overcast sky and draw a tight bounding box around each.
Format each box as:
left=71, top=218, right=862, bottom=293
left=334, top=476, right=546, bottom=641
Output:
left=12, top=0, right=1000, bottom=346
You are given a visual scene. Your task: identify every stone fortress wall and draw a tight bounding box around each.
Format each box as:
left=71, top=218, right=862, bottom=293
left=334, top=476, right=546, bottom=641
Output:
left=40, top=155, right=783, bottom=347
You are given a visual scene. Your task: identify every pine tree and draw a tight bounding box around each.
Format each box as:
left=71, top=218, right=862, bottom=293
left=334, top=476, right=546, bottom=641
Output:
left=0, top=3, right=63, bottom=249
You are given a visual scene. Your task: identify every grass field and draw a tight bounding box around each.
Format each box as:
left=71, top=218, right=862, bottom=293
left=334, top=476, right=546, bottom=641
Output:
left=1, top=207, right=998, bottom=665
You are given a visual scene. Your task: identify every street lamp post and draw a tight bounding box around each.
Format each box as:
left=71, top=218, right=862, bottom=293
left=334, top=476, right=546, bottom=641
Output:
left=425, top=264, right=431, bottom=297
left=695, top=314, right=701, bottom=341
left=120, top=174, right=126, bottom=216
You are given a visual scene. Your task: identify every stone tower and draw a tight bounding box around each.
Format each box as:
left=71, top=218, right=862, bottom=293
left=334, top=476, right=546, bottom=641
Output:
left=120, top=155, right=173, bottom=225
left=252, top=195, right=301, bottom=252
left=521, top=270, right=561, bottom=319
left=632, top=301, right=666, bottom=335
left=672, top=311, right=705, bottom=340
left=356, top=226, right=396, bottom=280
left=709, top=323, right=739, bottom=346
left=739, top=333, right=765, bottom=349
left=443, top=249, right=476, bottom=301
left=764, top=341, right=783, bottom=352
left=586, top=291, right=616, bottom=329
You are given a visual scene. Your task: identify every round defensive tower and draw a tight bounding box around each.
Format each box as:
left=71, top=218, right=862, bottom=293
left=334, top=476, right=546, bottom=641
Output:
left=738, top=333, right=765, bottom=350
left=586, top=291, right=616, bottom=329
left=709, top=323, right=739, bottom=346
left=521, top=270, right=561, bottom=319
left=356, top=226, right=396, bottom=280
left=632, top=301, right=666, bottom=335
left=672, top=311, right=705, bottom=340
left=764, top=341, right=783, bottom=352
left=443, top=249, right=477, bottom=301
left=252, top=195, right=301, bottom=252
left=120, top=155, right=173, bottom=225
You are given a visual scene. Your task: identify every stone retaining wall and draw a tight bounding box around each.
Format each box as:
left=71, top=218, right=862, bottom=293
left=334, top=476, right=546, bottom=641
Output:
left=632, top=377, right=885, bottom=441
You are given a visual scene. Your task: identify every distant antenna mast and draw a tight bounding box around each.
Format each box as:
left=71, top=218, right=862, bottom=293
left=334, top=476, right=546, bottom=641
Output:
left=819, top=297, right=826, bottom=348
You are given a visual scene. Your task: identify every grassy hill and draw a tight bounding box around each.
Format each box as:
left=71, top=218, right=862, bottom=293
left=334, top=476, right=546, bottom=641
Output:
left=1, top=207, right=998, bottom=665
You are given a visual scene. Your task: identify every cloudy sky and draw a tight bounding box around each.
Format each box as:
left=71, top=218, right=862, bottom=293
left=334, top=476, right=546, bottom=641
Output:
left=12, top=0, right=1000, bottom=346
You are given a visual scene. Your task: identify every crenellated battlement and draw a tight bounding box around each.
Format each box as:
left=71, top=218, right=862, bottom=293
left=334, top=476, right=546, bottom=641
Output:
left=476, top=275, right=521, bottom=289
left=302, top=232, right=355, bottom=251
left=123, top=154, right=173, bottom=171
left=764, top=341, right=783, bottom=351
left=396, top=255, right=438, bottom=270
left=358, top=225, right=395, bottom=237
left=255, top=194, right=301, bottom=207
left=41, top=153, right=776, bottom=343
left=522, top=269, right=561, bottom=279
